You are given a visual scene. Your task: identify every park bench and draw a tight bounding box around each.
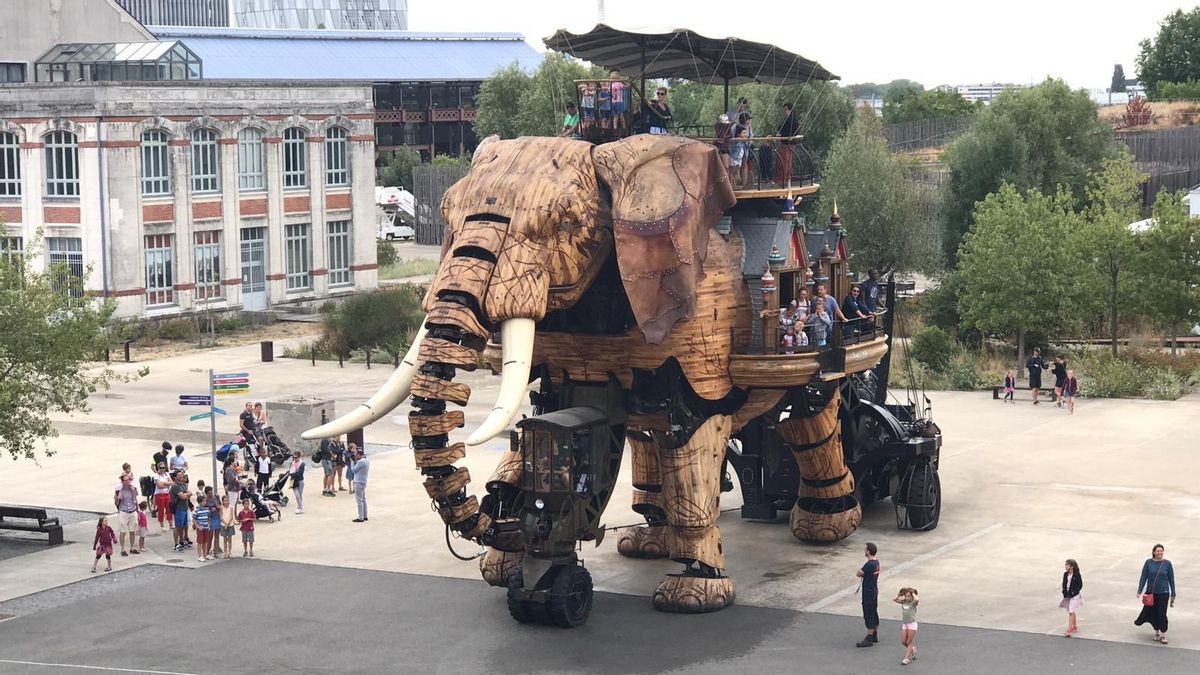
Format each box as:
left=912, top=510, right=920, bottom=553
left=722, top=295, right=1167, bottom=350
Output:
left=991, top=385, right=1058, bottom=402
left=0, top=506, right=64, bottom=545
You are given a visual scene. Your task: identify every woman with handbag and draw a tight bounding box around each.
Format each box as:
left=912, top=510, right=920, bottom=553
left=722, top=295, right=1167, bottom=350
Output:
left=288, top=450, right=306, bottom=515
left=1060, top=559, right=1083, bottom=636
left=1135, top=543, right=1177, bottom=644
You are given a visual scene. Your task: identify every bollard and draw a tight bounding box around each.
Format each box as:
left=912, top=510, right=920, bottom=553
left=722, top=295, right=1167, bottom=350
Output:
left=123, top=339, right=133, bottom=362
left=312, top=344, right=317, bottom=366
left=366, top=350, right=371, bottom=370
left=338, top=351, right=344, bottom=368
left=348, top=427, right=364, bottom=451
left=260, top=340, right=274, bottom=362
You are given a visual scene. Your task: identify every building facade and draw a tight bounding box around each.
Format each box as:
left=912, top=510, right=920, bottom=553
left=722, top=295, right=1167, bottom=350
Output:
left=0, top=0, right=155, bottom=84
left=233, top=0, right=408, bottom=30
left=115, top=0, right=231, bottom=27
left=0, top=81, right=379, bottom=318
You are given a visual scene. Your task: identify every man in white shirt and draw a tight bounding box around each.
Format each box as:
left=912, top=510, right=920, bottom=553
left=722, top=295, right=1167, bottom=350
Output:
left=351, top=446, right=370, bottom=523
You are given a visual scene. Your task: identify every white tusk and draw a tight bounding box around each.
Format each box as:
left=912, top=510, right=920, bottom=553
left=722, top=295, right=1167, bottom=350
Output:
left=466, top=318, right=534, bottom=446
left=300, top=323, right=429, bottom=440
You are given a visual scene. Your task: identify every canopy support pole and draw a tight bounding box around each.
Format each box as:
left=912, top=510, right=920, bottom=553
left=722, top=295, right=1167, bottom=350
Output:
left=723, top=79, right=730, bottom=113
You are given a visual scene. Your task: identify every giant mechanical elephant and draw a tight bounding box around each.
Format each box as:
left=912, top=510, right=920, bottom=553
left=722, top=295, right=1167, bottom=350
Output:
left=304, top=134, right=875, bottom=616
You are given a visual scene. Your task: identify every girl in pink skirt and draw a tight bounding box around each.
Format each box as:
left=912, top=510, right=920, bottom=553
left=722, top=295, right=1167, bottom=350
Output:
left=91, top=516, right=117, bottom=573
left=1061, top=559, right=1084, bottom=636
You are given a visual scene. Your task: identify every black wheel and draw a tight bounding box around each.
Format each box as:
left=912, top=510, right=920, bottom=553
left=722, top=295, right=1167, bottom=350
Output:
left=546, top=565, right=593, bottom=628
left=506, top=572, right=552, bottom=625
left=896, top=460, right=940, bottom=530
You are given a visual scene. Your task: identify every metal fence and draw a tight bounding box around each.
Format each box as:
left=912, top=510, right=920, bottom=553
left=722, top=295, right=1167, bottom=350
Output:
left=412, top=165, right=470, bottom=245
left=884, top=116, right=975, bottom=152
left=1117, top=126, right=1200, bottom=207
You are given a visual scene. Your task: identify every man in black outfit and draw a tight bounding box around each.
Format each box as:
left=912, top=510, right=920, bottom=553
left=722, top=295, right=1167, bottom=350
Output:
left=856, top=542, right=881, bottom=647
left=777, top=102, right=800, bottom=186
left=1027, top=347, right=1047, bottom=405
left=152, top=441, right=171, bottom=474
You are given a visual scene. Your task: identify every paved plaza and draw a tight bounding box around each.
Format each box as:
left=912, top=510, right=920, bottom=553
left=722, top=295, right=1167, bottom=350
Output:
left=0, top=336, right=1197, bottom=673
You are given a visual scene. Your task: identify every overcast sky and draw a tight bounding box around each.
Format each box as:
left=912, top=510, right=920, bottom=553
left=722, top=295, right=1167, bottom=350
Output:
left=411, top=0, right=1191, bottom=90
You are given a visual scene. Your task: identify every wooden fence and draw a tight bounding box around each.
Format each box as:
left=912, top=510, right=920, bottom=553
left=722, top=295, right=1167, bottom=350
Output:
left=412, top=165, right=470, bottom=245
left=884, top=116, right=975, bottom=151
left=1117, top=126, right=1200, bottom=207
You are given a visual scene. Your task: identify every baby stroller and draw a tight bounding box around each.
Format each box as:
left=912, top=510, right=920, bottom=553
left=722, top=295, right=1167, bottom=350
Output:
left=241, top=483, right=282, bottom=522
left=260, top=426, right=292, bottom=466
left=262, top=471, right=290, bottom=508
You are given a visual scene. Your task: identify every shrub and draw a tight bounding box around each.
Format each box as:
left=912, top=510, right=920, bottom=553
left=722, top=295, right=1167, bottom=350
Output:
left=377, top=239, right=399, bottom=268
left=157, top=318, right=198, bottom=341
left=322, top=286, right=425, bottom=360
left=216, top=314, right=243, bottom=333
left=1156, top=80, right=1200, bottom=100
left=909, top=326, right=955, bottom=372
left=946, top=352, right=981, bottom=390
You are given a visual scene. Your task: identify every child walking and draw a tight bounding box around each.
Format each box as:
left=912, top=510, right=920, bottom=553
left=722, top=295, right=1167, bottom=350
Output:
left=238, top=498, right=256, bottom=558
left=1063, top=369, right=1079, bottom=414
left=1003, top=369, right=1015, bottom=403
left=136, top=501, right=149, bottom=555
left=220, top=495, right=235, bottom=560
left=91, top=516, right=117, bottom=573
left=1061, top=559, right=1084, bottom=636
left=893, top=587, right=919, bottom=665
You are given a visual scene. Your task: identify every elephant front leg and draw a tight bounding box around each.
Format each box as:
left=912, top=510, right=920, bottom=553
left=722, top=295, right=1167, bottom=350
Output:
left=617, top=433, right=669, bottom=559
left=651, top=415, right=736, bottom=613
left=776, top=386, right=862, bottom=543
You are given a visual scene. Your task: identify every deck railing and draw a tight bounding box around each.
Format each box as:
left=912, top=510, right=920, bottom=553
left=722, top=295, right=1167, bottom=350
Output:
left=779, top=309, right=886, bottom=354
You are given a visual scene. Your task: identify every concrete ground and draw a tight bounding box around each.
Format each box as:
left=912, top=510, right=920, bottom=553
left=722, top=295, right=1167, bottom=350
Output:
left=0, top=337, right=1196, bottom=672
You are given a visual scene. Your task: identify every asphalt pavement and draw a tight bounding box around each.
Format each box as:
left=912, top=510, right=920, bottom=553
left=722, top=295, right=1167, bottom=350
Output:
left=0, top=560, right=1192, bottom=675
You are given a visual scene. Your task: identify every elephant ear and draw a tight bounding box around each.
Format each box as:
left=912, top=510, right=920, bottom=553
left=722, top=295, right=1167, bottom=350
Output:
left=593, top=135, right=736, bottom=344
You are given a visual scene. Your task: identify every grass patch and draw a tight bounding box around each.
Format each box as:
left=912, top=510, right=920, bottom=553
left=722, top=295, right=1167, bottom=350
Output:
left=379, top=258, right=440, bottom=280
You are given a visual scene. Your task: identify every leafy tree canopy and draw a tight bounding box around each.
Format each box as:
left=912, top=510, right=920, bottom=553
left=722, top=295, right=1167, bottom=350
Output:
left=942, top=78, right=1119, bottom=263
left=1136, top=8, right=1200, bottom=97
left=474, top=55, right=604, bottom=140
left=1139, top=191, right=1200, bottom=343
left=1111, top=64, right=1127, bottom=92
left=376, top=146, right=421, bottom=190
left=881, top=86, right=981, bottom=124
left=816, top=110, right=940, bottom=275
left=321, top=286, right=425, bottom=361
left=1, top=236, right=120, bottom=461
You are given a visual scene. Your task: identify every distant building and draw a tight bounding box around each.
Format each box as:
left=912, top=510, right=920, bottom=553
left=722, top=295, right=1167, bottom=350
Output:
left=854, top=95, right=884, bottom=116
left=234, top=0, right=408, bottom=30
left=115, top=0, right=230, bottom=27
left=937, top=83, right=1024, bottom=104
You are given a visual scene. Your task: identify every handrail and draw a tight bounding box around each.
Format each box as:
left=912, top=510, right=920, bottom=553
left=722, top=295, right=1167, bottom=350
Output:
left=779, top=308, right=887, bottom=353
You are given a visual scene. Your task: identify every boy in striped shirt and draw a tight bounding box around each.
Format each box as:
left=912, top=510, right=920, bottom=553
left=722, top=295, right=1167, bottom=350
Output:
left=193, top=494, right=211, bottom=562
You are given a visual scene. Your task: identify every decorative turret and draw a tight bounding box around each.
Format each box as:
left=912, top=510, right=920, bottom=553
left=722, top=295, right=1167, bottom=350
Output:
left=767, top=244, right=785, bottom=272
left=829, top=198, right=842, bottom=231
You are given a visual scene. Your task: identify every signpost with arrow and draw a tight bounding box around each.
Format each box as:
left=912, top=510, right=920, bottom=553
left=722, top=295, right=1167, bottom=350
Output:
left=181, top=371, right=251, bottom=494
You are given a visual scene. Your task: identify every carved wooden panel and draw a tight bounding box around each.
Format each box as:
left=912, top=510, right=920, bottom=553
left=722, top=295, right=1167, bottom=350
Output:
left=429, top=256, right=494, bottom=306
left=670, top=525, right=724, bottom=569
left=628, top=435, right=661, bottom=490
left=790, top=504, right=861, bottom=543
left=438, top=495, right=480, bottom=524
left=652, top=575, right=735, bottom=613
left=487, top=449, right=524, bottom=486
left=412, top=374, right=471, bottom=405
left=656, top=415, right=730, bottom=528
left=731, top=390, right=785, bottom=431
left=423, top=467, right=472, bottom=500
left=728, top=354, right=821, bottom=388
left=425, top=300, right=489, bottom=339
left=409, top=410, right=466, bottom=436
left=419, top=339, right=480, bottom=369
left=479, top=547, right=523, bottom=587
left=414, top=443, right=466, bottom=469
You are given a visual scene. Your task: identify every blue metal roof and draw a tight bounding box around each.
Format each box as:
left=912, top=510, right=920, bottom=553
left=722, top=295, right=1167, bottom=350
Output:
left=148, top=26, right=542, bottom=81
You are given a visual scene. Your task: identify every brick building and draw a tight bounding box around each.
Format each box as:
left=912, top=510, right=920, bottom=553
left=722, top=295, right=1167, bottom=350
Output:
left=0, top=81, right=379, bottom=318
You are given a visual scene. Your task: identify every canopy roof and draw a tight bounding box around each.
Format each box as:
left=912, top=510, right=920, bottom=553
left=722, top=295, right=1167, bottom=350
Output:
left=543, top=24, right=838, bottom=85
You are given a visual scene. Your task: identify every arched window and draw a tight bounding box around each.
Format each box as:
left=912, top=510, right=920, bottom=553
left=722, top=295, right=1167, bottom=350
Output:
left=0, top=131, right=19, bottom=197
left=325, top=127, right=348, bottom=186
left=237, top=128, right=264, bottom=191
left=191, top=128, right=219, bottom=193
left=44, top=130, right=79, bottom=197
left=141, top=130, right=171, bottom=196
left=283, top=127, right=307, bottom=188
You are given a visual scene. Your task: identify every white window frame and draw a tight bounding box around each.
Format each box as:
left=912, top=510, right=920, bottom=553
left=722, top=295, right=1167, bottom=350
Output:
left=0, top=236, right=22, bottom=266
left=141, top=129, right=171, bottom=196
left=283, top=127, right=307, bottom=188
left=191, top=128, right=219, bottom=193
left=44, top=131, right=79, bottom=197
left=237, top=128, right=265, bottom=191
left=47, top=236, right=83, bottom=298
left=194, top=230, right=222, bottom=300
left=145, top=234, right=175, bottom=306
left=284, top=223, right=310, bottom=290
left=0, top=131, right=20, bottom=197
left=325, top=127, right=348, bottom=186
left=327, top=220, right=352, bottom=286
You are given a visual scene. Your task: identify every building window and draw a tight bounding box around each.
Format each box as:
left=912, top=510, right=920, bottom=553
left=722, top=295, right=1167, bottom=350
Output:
left=328, top=220, right=352, bottom=286
left=141, top=129, right=171, bottom=196
left=325, top=127, right=348, bottom=186
left=0, top=63, right=25, bottom=83
left=285, top=224, right=310, bottom=290
left=44, top=131, right=79, bottom=197
left=191, top=128, right=219, bottom=192
left=237, top=128, right=265, bottom=191
left=1, top=236, right=22, bottom=266
left=144, top=234, right=174, bottom=305
left=283, top=127, right=307, bottom=188
left=47, top=236, right=83, bottom=298
left=194, top=230, right=221, bottom=300
left=0, top=132, right=19, bottom=197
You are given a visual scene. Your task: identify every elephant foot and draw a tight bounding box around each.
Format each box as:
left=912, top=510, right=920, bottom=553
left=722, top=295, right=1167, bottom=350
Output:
left=653, top=573, right=736, bottom=613
left=617, top=525, right=670, bottom=559
left=479, top=547, right=524, bottom=587
left=789, top=496, right=862, bottom=543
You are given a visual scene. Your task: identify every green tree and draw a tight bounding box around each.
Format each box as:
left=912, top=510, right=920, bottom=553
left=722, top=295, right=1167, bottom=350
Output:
left=816, top=109, right=940, bottom=275
left=1140, top=192, right=1200, bottom=355
left=1111, top=64, right=1127, bottom=92
left=473, top=61, right=533, bottom=139
left=942, top=79, right=1118, bottom=264
left=0, top=234, right=120, bottom=460
left=956, top=183, right=1092, bottom=376
left=322, top=287, right=425, bottom=362
left=1136, top=8, right=1200, bottom=97
left=376, top=146, right=422, bottom=189
left=1080, top=154, right=1147, bottom=355
left=882, top=87, right=980, bottom=124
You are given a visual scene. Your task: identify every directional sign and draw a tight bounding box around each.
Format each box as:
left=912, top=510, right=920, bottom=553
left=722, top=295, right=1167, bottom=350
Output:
left=212, top=384, right=249, bottom=391
left=179, top=400, right=211, bottom=406
left=214, top=389, right=250, bottom=396
left=179, top=395, right=212, bottom=401
left=190, top=412, right=212, bottom=421
left=213, top=372, right=249, bottom=380
left=212, top=377, right=249, bottom=385
left=212, top=407, right=226, bottom=415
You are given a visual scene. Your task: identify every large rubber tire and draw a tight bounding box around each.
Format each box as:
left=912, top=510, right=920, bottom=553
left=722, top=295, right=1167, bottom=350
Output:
left=902, top=461, right=941, bottom=530
left=506, top=587, right=539, bottom=624
left=546, top=565, right=594, bottom=628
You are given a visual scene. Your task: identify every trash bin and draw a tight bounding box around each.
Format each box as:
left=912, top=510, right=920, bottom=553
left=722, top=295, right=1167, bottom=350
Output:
left=261, top=340, right=274, bottom=362
left=348, top=428, right=364, bottom=451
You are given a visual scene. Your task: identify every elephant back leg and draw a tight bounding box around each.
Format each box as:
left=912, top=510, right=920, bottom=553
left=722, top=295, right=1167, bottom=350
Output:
left=651, top=414, right=736, bottom=613
left=617, top=432, right=669, bottom=559
left=776, top=386, right=862, bottom=543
